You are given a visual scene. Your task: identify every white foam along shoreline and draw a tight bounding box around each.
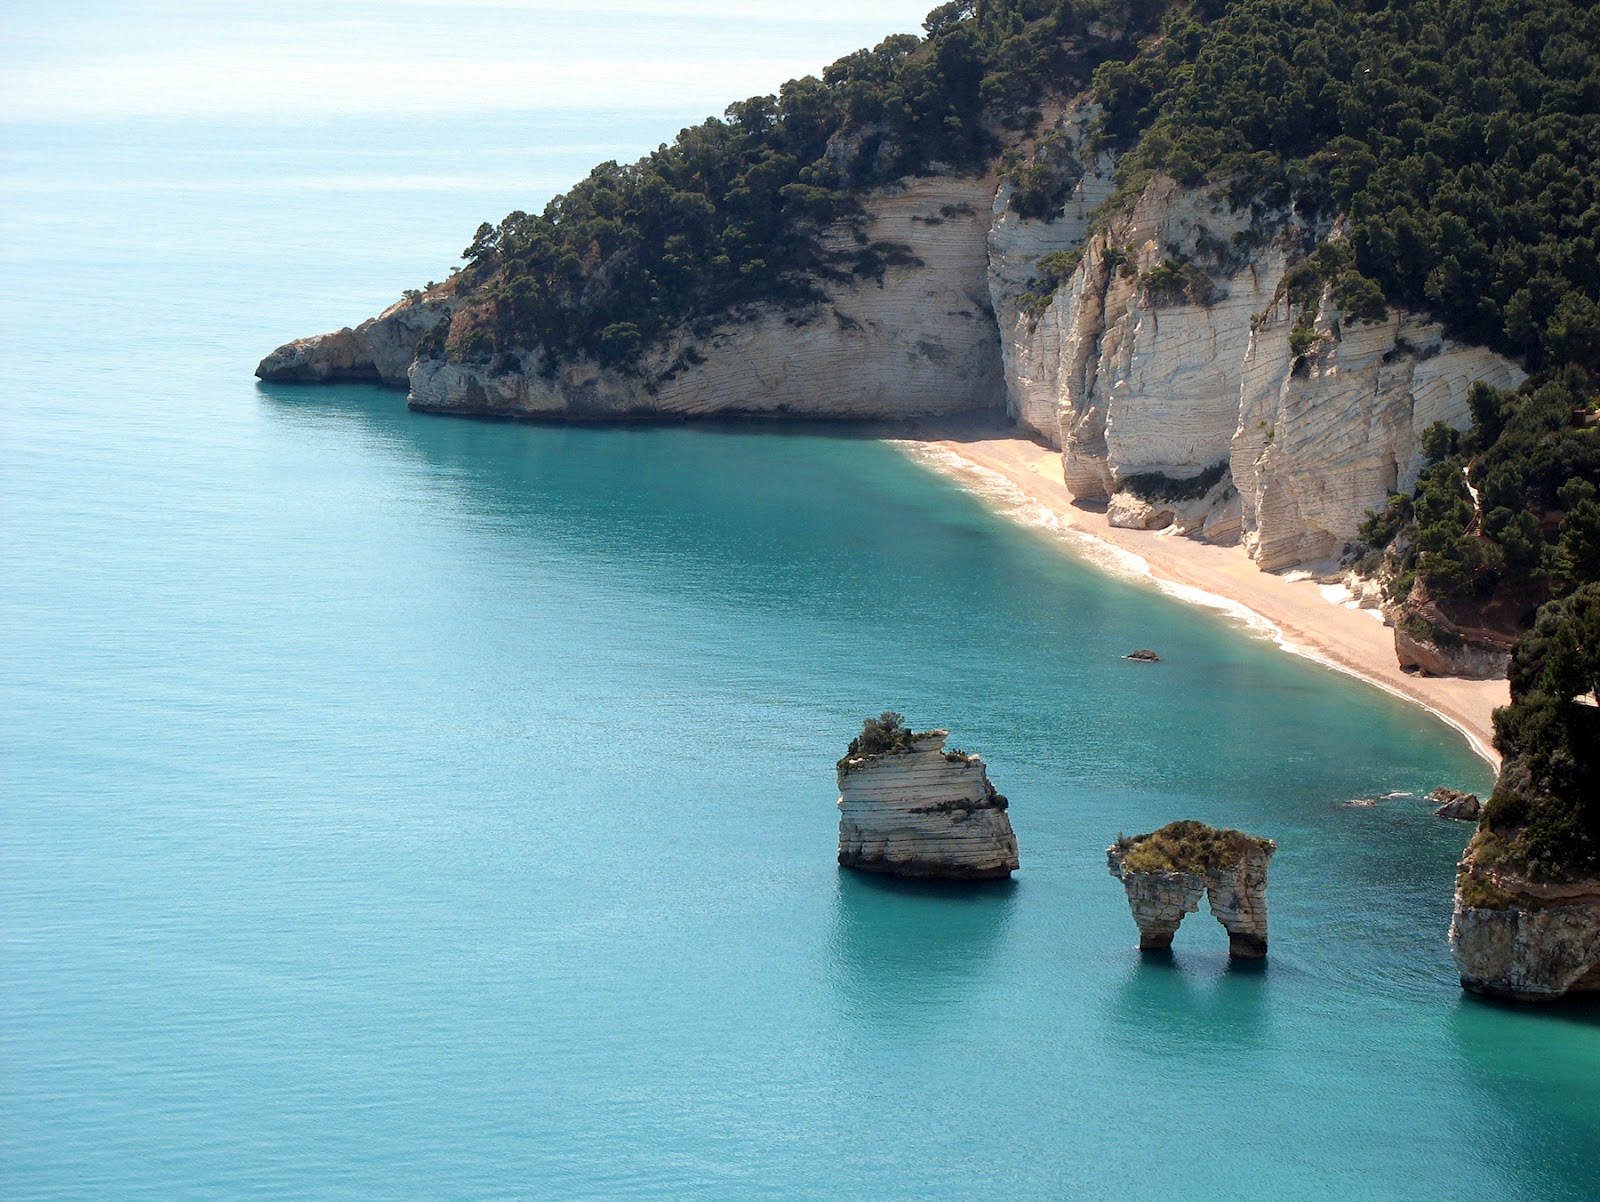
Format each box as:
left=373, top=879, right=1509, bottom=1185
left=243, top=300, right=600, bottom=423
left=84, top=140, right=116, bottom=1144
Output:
left=891, top=438, right=1503, bottom=771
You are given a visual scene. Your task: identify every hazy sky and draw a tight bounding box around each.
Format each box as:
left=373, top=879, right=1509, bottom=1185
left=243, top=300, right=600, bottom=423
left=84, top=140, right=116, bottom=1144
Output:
left=2, top=1, right=941, bottom=122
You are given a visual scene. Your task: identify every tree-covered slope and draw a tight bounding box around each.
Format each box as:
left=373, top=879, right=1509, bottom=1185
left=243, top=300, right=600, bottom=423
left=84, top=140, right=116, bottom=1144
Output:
left=1091, top=0, right=1598, bottom=370
left=430, top=0, right=1159, bottom=371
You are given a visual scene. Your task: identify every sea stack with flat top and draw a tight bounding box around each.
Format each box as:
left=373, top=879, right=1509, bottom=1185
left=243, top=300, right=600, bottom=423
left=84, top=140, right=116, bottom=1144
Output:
left=1107, top=820, right=1276, bottom=957
left=836, top=713, right=1018, bottom=880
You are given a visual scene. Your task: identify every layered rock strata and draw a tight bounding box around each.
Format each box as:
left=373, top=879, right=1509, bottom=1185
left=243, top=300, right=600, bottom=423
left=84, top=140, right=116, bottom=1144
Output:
left=261, top=115, right=1526, bottom=601
left=1450, top=863, right=1600, bottom=1001
left=1106, top=823, right=1275, bottom=957
left=992, top=167, right=1526, bottom=569
left=262, top=177, right=1006, bottom=422
left=837, top=731, right=1018, bottom=880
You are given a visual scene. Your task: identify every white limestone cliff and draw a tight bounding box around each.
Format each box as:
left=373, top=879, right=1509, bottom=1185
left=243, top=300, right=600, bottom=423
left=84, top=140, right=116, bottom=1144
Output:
left=262, top=177, right=1006, bottom=421
left=260, top=130, right=1528, bottom=590
left=837, top=731, right=1019, bottom=880
left=1451, top=868, right=1600, bottom=1001
left=990, top=169, right=1526, bottom=569
left=985, top=104, right=1117, bottom=446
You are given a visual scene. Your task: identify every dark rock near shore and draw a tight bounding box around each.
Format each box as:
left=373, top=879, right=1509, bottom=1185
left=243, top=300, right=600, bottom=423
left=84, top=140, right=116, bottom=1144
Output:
left=1428, top=786, right=1481, bottom=821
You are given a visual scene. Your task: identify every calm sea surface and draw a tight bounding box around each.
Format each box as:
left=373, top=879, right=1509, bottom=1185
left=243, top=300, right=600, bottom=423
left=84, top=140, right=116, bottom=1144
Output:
left=3, top=105, right=1597, bottom=1201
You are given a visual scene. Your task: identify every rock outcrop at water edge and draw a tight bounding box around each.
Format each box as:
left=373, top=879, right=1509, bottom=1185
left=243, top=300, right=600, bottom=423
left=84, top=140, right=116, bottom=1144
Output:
left=256, top=296, right=454, bottom=388
left=260, top=177, right=1006, bottom=422
left=1428, top=787, right=1480, bottom=822
left=1107, top=821, right=1275, bottom=957
left=837, top=728, right=1018, bottom=880
left=1450, top=859, right=1600, bottom=1002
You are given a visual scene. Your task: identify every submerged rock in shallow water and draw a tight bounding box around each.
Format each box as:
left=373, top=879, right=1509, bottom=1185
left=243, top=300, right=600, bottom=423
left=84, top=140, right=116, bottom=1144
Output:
left=837, top=728, right=1018, bottom=880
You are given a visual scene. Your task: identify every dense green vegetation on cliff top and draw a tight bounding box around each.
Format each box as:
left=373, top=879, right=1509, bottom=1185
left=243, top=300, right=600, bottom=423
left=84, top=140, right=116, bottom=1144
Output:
left=439, top=0, right=1598, bottom=379
left=431, top=0, right=1598, bottom=873
left=434, top=1, right=1154, bottom=370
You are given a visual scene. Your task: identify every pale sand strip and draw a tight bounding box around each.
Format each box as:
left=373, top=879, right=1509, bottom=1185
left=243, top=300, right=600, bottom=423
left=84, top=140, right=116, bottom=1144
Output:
left=890, top=425, right=1507, bottom=769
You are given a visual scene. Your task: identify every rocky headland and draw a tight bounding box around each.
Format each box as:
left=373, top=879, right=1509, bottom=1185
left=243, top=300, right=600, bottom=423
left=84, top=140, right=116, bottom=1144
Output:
left=836, top=716, right=1018, bottom=881
left=1449, top=587, right=1600, bottom=1002
left=1450, top=867, right=1600, bottom=1002
left=1107, top=821, right=1275, bottom=957
left=258, top=120, right=1531, bottom=683
left=260, top=135, right=1517, bottom=580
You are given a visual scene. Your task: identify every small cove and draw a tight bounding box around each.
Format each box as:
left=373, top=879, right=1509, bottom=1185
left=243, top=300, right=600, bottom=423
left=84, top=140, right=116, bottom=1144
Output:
left=3, top=104, right=1597, bottom=1202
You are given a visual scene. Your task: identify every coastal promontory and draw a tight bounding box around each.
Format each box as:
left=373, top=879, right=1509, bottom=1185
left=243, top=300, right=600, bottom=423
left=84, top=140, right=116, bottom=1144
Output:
left=1450, top=586, right=1600, bottom=1001
left=836, top=713, right=1018, bottom=881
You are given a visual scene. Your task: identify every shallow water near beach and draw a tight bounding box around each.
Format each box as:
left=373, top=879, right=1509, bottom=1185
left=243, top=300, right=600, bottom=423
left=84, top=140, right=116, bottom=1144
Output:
left=4, top=105, right=1598, bottom=1202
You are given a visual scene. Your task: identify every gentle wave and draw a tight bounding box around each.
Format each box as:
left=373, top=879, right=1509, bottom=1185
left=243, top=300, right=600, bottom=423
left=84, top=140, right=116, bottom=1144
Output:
left=892, top=441, right=1282, bottom=641
left=895, top=439, right=1500, bottom=768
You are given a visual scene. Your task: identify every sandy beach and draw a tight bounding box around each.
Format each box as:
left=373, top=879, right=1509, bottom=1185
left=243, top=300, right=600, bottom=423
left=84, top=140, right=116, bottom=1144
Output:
left=892, top=422, right=1507, bottom=769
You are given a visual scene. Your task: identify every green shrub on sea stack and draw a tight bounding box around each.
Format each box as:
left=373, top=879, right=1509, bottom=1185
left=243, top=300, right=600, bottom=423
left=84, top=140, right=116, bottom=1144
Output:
left=1112, top=819, right=1275, bottom=875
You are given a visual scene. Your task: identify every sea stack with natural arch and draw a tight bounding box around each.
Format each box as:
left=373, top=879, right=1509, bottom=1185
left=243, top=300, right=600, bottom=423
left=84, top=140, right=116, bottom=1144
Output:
left=1107, top=821, right=1276, bottom=957
left=836, top=713, right=1019, bottom=881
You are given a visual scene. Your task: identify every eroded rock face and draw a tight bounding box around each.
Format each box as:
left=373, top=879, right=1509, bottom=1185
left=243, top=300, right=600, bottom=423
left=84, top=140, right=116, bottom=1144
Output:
left=1107, top=867, right=1206, bottom=952
left=393, top=176, right=1002, bottom=421
left=257, top=296, right=453, bottom=387
left=985, top=103, right=1117, bottom=446
left=1450, top=857, right=1600, bottom=1001
left=1393, top=590, right=1515, bottom=680
left=837, top=731, right=1018, bottom=880
left=1106, top=825, right=1275, bottom=957
left=1395, top=627, right=1513, bottom=679
left=991, top=168, right=1525, bottom=569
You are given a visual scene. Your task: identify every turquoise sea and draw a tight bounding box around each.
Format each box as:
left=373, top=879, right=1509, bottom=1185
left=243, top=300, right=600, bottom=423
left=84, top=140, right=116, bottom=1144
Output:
left=3, top=18, right=1598, bottom=1201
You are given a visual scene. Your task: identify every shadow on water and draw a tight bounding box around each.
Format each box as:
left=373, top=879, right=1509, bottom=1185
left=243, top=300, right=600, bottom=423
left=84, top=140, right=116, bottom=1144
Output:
left=255, top=380, right=1020, bottom=442
left=252, top=381, right=1099, bottom=651
left=1102, top=944, right=1273, bottom=1057
left=1446, top=992, right=1600, bottom=1197
left=825, top=869, right=1017, bottom=1017
left=1452, top=988, right=1600, bottom=1028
